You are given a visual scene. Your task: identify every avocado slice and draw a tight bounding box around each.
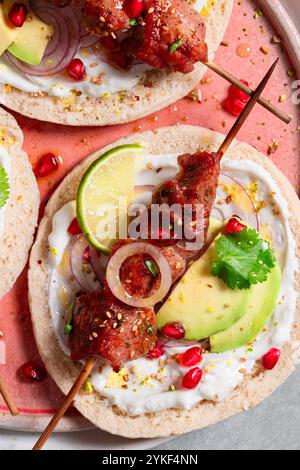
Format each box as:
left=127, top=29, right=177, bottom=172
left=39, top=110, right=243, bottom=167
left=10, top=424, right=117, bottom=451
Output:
left=210, top=262, right=281, bottom=352
left=156, top=219, right=252, bottom=340
left=4, top=1, right=53, bottom=66
left=0, top=6, right=17, bottom=56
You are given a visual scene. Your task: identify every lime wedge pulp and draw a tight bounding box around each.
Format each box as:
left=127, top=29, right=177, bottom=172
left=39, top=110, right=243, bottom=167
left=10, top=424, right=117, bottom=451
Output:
left=77, top=144, right=145, bottom=254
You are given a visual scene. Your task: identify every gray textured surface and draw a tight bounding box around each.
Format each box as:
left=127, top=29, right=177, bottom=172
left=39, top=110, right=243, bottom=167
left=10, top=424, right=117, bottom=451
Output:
left=156, top=365, right=300, bottom=450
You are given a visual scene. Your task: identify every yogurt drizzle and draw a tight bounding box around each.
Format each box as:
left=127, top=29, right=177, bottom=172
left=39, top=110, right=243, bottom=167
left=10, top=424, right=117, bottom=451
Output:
left=48, top=155, right=298, bottom=416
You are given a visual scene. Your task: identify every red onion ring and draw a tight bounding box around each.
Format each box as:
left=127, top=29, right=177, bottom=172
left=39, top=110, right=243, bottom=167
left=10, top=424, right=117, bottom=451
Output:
left=70, top=236, right=100, bottom=292
left=157, top=337, right=199, bottom=349
left=134, top=185, right=156, bottom=192
left=106, top=242, right=172, bottom=308
left=6, top=3, right=80, bottom=76
left=89, top=248, right=109, bottom=285
left=163, top=339, right=200, bottom=349
left=81, top=34, right=102, bottom=49
left=218, top=172, right=259, bottom=231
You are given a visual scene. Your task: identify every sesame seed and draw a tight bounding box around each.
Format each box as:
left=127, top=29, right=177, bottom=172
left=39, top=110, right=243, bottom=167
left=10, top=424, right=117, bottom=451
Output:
left=113, top=322, right=118, bottom=329
left=92, top=332, right=98, bottom=338
left=106, top=311, right=112, bottom=318
left=117, top=313, right=122, bottom=321
left=148, top=7, right=154, bottom=13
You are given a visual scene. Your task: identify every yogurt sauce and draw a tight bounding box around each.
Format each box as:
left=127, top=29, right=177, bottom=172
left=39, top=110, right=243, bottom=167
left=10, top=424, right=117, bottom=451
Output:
left=0, top=145, right=11, bottom=239
left=48, top=154, right=298, bottom=416
left=0, top=0, right=208, bottom=99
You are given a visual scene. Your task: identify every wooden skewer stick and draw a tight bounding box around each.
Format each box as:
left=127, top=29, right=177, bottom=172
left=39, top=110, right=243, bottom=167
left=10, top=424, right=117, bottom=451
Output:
left=204, top=60, right=291, bottom=125
left=33, top=59, right=279, bottom=452
left=0, top=374, right=19, bottom=416
left=32, top=357, right=97, bottom=451
left=218, top=58, right=279, bottom=155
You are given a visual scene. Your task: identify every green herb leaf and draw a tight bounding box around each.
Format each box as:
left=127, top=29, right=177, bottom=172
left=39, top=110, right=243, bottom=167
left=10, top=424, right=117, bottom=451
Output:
left=169, top=38, right=183, bottom=54
left=145, top=259, right=158, bottom=277
left=211, top=228, right=276, bottom=290
left=129, top=18, right=138, bottom=26
left=64, top=324, right=73, bottom=335
left=64, top=299, right=75, bottom=335
left=0, top=165, right=10, bottom=210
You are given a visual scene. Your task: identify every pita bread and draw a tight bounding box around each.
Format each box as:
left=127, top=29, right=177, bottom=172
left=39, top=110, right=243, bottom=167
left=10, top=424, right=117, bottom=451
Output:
left=28, top=125, right=300, bottom=438
left=0, top=107, right=39, bottom=298
left=0, top=0, right=233, bottom=126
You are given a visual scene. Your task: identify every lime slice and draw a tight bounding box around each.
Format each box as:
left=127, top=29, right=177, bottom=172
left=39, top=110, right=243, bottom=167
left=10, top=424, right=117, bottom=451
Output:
left=77, top=144, right=144, bottom=254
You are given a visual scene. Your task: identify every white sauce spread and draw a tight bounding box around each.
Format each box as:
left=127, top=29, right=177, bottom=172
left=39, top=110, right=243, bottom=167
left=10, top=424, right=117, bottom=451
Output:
left=0, top=1, right=208, bottom=99
left=47, top=152, right=298, bottom=416
left=0, top=145, right=11, bottom=239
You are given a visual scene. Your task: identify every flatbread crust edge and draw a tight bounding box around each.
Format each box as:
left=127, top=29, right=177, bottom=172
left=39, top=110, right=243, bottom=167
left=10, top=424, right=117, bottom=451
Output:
left=0, top=0, right=233, bottom=126
left=28, top=125, right=300, bottom=438
left=0, top=106, right=39, bottom=298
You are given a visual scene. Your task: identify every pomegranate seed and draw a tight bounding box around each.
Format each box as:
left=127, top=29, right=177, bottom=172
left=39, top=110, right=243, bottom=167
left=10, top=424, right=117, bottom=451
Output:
left=124, top=0, right=144, bottom=18
left=147, top=346, right=164, bottom=359
left=224, top=217, right=246, bottom=235
left=228, top=80, right=250, bottom=103
left=223, top=96, right=247, bottom=117
left=178, top=347, right=203, bottom=367
left=261, top=348, right=281, bottom=370
left=67, top=58, right=86, bottom=81
left=21, top=361, right=47, bottom=382
left=161, top=323, right=185, bottom=340
left=8, top=2, right=28, bottom=27
left=182, top=367, right=203, bottom=389
left=68, top=218, right=82, bottom=236
left=35, top=153, right=59, bottom=177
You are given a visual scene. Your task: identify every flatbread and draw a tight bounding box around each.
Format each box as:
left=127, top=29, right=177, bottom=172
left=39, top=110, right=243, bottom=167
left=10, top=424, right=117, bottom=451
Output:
left=0, top=0, right=233, bottom=126
left=28, top=125, right=300, bottom=438
left=0, top=106, right=39, bottom=298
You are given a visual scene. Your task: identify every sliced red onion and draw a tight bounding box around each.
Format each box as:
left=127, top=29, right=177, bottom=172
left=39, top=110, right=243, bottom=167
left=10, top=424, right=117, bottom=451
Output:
left=34, top=8, right=62, bottom=58
left=6, top=3, right=80, bottom=76
left=215, top=173, right=259, bottom=231
left=70, top=236, right=100, bottom=292
left=89, top=248, right=109, bottom=285
left=163, top=339, right=200, bottom=349
left=81, top=34, right=102, bottom=49
left=106, top=242, right=172, bottom=308
left=134, top=185, right=156, bottom=193
left=0, top=340, right=6, bottom=365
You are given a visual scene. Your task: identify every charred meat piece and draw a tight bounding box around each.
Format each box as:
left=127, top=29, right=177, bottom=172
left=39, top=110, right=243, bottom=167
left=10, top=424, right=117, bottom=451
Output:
left=108, top=150, right=221, bottom=299
left=112, top=240, right=186, bottom=299
left=123, top=0, right=207, bottom=73
left=70, top=289, right=157, bottom=371
left=85, top=0, right=130, bottom=32
left=153, top=150, right=222, bottom=247
left=69, top=150, right=221, bottom=367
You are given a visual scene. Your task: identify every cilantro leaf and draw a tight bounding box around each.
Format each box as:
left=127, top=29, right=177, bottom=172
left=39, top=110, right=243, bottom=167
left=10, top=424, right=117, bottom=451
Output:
left=0, top=165, right=10, bottom=210
left=211, top=228, right=276, bottom=290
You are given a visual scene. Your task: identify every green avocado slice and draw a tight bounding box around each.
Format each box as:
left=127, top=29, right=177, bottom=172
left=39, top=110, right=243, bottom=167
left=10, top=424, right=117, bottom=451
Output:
left=156, top=219, right=252, bottom=340
left=4, top=1, right=53, bottom=66
left=210, top=262, right=281, bottom=352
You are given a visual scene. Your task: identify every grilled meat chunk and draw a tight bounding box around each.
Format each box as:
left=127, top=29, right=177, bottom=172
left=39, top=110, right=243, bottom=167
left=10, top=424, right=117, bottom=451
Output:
left=123, top=0, right=207, bottom=73
left=85, top=0, right=130, bottom=32
left=69, top=150, right=221, bottom=367
left=112, top=240, right=186, bottom=298
left=70, top=288, right=157, bottom=370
